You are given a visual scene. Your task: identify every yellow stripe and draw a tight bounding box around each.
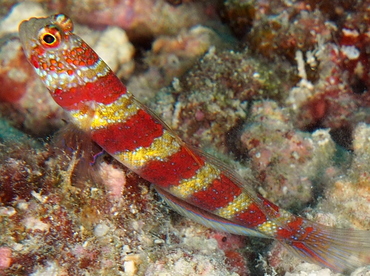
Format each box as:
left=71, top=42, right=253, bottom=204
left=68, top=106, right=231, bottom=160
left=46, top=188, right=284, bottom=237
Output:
left=70, top=102, right=97, bottom=131
left=82, top=58, right=109, bottom=80
left=91, top=94, right=139, bottom=129
left=169, top=163, right=220, bottom=199
left=115, top=130, right=181, bottom=168
left=256, top=220, right=277, bottom=236
left=69, top=93, right=139, bottom=131
left=215, top=192, right=252, bottom=219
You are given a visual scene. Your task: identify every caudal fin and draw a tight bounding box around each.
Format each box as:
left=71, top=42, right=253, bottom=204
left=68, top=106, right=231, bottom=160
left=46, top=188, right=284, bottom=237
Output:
left=283, top=221, right=370, bottom=273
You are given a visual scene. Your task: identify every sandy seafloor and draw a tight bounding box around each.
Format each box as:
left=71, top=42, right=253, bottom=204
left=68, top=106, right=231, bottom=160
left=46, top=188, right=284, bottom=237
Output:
left=0, top=0, right=370, bottom=275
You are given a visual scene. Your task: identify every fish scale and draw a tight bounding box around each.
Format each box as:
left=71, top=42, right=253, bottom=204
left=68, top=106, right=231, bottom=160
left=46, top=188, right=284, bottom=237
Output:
left=19, top=13, right=370, bottom=273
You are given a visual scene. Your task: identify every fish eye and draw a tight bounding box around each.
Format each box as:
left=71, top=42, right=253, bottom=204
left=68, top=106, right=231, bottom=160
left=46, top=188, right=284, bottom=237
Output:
left=42, top=33, right=56, bottom=44
left=39, top=26, right=62, bottom=48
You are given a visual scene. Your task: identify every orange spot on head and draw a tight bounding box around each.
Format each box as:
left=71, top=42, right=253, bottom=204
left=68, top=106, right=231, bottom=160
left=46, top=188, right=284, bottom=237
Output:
left=49, top=65, right=56, bottom=71
left=66, top=58, right=73, bottom=64
left=35, top=45, right=45, bottom=56
left=79, top=61, right=86, bottom=66
left=50, top=59, right=57, bottom=65
left=84, top=49, right=92, bottom=56
left=87, top=59, right=95, bottom=66
left=42, top=63, right=48, bottom=70
left=73, top=60, right=79, bottom=66
left=67, top=70, right=74, bottom=76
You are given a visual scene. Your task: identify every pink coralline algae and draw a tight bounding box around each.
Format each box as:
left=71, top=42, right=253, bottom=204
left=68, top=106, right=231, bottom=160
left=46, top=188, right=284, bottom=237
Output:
left=222, top=0, right=334, bottom=60
left=237, top=101, right=336, bottom=210
left=128, top=25, right=229, bottom=98
left=49, top=0, right=221, bottom=41
left=0, top=38, right=31, bottom=103
left=0, top=247, right=12, bottom=271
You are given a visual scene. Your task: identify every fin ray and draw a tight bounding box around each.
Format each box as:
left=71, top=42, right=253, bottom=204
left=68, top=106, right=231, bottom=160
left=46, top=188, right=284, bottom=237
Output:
left=283, top=221, right=370, bottom=272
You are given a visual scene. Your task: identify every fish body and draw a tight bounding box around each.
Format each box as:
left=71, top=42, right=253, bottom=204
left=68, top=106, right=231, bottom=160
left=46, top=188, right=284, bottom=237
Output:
left=19, top=14, right=370, bottom=273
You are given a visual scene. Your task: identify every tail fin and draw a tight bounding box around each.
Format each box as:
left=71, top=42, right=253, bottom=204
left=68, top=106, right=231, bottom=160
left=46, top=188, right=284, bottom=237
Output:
left=283, top=221, right=370, bottom=273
